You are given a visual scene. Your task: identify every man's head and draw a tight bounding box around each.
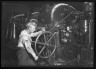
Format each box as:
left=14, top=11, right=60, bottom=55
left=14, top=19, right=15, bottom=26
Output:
left=26, top=19, right=38, bottom=33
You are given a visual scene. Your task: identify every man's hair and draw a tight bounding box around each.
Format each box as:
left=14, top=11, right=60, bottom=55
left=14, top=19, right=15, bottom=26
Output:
left=26, top=19, right=38, bottom=28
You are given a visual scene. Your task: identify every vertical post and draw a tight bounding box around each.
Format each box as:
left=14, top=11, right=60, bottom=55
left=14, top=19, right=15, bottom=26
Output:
left=84, top=2, right=93, bottom=45
left=84, top=20, right=87, bottom=33
left=89, top=20, right=92, bottom=44
left=13, top=22, right=16, bottom=39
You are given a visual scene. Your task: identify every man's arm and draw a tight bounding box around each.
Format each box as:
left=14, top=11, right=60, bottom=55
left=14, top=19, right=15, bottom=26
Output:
left=30, top=27, right=45, bottom=37
left=23, top=39, right=38, bottom=60
left=29, top=31, right=42, bottom=37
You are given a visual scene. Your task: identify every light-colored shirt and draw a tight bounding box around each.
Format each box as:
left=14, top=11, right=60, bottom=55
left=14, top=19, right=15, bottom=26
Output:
left=18, top=30, right=32, bottom=49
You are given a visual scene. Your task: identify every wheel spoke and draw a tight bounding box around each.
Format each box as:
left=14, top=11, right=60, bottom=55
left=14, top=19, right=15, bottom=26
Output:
left=37, top=41, right=55, bottom=48
left=35, top=31, right=56, bottom=58
left=39, top=46, right=46, bottom=54
left=47, top=32, right=56, bottom=43
left=44, top=34, right=47, bottom=43
left=36, top=41, right=47, bottom=45
left=46, top=44, right=55, bottom=47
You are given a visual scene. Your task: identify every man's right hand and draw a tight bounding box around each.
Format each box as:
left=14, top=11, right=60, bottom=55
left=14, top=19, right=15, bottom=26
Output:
left=39, top=31, right=43, bottom=34
left=34, top=56, right=38, bottom=61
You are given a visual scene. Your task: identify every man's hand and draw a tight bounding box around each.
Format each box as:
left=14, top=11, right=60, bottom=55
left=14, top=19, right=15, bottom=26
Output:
left=34, top=56, right=38, bottom=61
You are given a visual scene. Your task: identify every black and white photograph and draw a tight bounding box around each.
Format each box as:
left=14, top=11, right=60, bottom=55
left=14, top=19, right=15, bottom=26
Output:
left=1, top=1, right=94, bottom=67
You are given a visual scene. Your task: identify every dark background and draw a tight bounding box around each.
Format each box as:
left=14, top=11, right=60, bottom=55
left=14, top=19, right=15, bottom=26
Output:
left=1, top=1, right=86, bottom=67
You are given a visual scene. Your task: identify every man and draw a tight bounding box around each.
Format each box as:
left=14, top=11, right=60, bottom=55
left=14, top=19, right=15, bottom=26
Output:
left=17, top=19, right=45, bottom=66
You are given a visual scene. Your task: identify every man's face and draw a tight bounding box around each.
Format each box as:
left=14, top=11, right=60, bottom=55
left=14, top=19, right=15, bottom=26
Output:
left=28, top=22, right=36, bottom=33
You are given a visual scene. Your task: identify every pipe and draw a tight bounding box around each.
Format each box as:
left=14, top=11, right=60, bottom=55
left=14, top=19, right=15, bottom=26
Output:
left=89, top=20, right=92, bottom=44
left=13, top=22, right=16, bottom=39
left=13, top=14, right=24, bottom=19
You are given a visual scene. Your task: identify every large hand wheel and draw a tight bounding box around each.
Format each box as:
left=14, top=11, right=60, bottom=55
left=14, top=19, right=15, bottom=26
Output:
left=35, top=31, right=56, bottom=58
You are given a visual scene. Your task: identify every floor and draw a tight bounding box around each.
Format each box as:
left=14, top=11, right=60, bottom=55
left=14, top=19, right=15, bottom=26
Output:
left=1, top=43, right=93, bottom=67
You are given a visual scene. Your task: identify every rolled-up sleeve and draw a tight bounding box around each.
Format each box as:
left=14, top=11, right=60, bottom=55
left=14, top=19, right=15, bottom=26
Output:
left=18, top=35, right=29, bottom=48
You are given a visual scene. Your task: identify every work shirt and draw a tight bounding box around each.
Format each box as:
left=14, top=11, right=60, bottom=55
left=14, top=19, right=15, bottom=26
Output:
left=18, top=30, right=32, bottom=49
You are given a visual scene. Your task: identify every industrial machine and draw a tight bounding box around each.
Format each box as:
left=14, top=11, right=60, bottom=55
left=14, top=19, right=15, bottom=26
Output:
left=5, top=2, right=93, bottom=66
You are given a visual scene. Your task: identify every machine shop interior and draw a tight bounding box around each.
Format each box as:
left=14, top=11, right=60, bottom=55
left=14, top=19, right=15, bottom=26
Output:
left=1, top=1, right=94, bottom=67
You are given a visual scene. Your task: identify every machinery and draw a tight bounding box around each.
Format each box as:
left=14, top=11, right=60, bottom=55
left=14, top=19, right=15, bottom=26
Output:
left=34, top=3, right=93, bottom=66
left=5, top=2, right=93, bottom=66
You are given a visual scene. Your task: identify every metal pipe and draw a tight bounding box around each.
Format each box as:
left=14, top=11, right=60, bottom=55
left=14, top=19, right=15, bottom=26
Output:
left=89, top=20, right=92, bottom=44
left=13, top=22, right=16, bottom=39
left=10, top=28, right=12, bottom=39
left=13, top=14, right=24, bottom=19
left=84, top=20, right=87, bottom=33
